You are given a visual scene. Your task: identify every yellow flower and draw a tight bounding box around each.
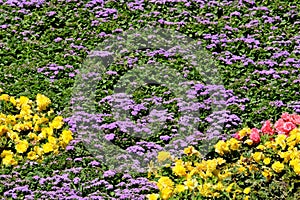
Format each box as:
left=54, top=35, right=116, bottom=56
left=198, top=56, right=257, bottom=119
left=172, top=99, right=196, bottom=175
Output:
left=157, top=176, right=174, bottom=190
left=2, top=155, right=17, bottom=166
left=262, top=169, right=272, bottom=181
left=263, top=157, right=271, bottom=165
left=0, top=94, right=10, bottom=101
left=238, top=128, right=251, bottom=138
left=278, top=151, right=291, bottom=163
left=27, top=151, right=37, bottom=160
left=161, top=188, right=173, bottom=200
left=50, top=116, right=64, bottom=129
left=256, top=144, right=266, bottom=151
left=10, top=96, right=16, bottom=106
left=146, top=194, right=159, bottom=200
left=243, top=187, right=251, bottom=194
left=1, top=150, right=13, bottom=158
left=174, top=184, right=187, bottom=193
left=61, top=129, right=73, bottom=145
left=0, top=125, right=9, bottom=136
left=34, top=146, right=43, bottom=156
left=157, top=151, right=171, bottom=162
left=290, top=159, right=300, bottom=175
left=238, top=166, right=246, bottom=174
left=214, top=140, right=229, bottom=156
left=184, top=178, right=198, bottom=190
left=228, top=138, right=241, bottom=151
left=275, top=134, right=287, bottom=149
left=271, top=161, right=284, bottom=173
left=244, top=139, right=253, bottom=146
left=215, top=181, right=224, bottom=191
left=48, top=136, right=57, bottom=144
left=42, top=143, right=54, bottom=153
left=252, top=152, right=264, bottom=163
left=36, top=94, right=51, bottom=111
left=172, top=161, right=186, bottom=177
left=225, top=182, right=235, bottom=193
left=198, top=182, right=213, bottom=197
left=183, top=146, right=201, bottom=157
left=206, top=159, right=218, bottom=172
left=15, top=140, right=29, bottom=153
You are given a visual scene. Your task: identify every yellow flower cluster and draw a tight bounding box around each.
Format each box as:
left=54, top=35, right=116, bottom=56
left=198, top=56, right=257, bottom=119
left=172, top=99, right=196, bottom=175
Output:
left=147, top=127, right=300, bottom=200
left=0, top=93, right=73, bottom=166
left=214, top=138, right=241, bottom=156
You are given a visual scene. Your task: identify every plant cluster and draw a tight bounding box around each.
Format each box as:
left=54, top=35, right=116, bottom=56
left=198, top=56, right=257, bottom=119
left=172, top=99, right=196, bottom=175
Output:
left=147, top=112, right=300, bottom=199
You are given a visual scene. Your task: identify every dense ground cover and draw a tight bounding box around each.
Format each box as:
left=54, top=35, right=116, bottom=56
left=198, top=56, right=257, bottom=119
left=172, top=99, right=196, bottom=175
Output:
left=0, top=0, right=300, bottom=199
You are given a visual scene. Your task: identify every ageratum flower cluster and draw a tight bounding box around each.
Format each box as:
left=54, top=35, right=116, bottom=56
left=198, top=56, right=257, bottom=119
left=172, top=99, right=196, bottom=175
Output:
left=0, top=91, right=73, bottom=166
left=147, top=112, right=300, bottom=200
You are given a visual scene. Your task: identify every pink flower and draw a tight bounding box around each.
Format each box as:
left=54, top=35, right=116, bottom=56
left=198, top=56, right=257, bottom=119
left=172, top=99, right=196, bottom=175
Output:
left=274, top=119, right=287, bottom=134
left=233, top=132, right=241, bottom=140
left=283, top=122, right=296, bottom=134
left=261, top=120, right=275, bottom=135
left=274, top=119, right=296, bottom=135
left=291, top=114, right=300, bottom=125
left=249, top=128, right=261, bottom=143
left=281, top=112, right=292, bottom=122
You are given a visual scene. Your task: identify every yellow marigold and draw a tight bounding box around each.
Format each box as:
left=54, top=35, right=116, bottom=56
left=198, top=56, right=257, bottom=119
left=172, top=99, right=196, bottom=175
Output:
left=216, top=157, right=226, bottom=165
left=243, top=187, right=251, bottom=194
left=227, top=138, right=241, bottom=151
left=244, top=139, right=253, bottom=146
left=146, top=194, right=159, bottom=200
left=183, top=146, right=201, bottom=157
left=275, top=134, right=287, bottom=149
left=172, top=162, right=186, bottom=177
left=271, top=161, right=284, bottom=173
left=61, top=129, right=73, bottom=144
left=198, top=182, right=213, bottom=197
left=1, top=150, right=13, bottom=158
left=256, top=144, right=266, bottom=151
left=0, top=94, right=10, bottom=101
left=225, top=182, right=235, bottom=193
left=252, top=152, right=264, bottom=163
left=36, top=94, right=51, bottom=111
left=215, top=181, right=224, bottom=191
left=42, top=142, right=54, bottom=153
left=157, top=151, right=171, bottom=162
left=9, top=96, right=16, bottom=106
left=0, top=125, right=9, bottom=136
left=214, top=140, right=229, bottom=156
left=290, top=159, right=300, bottom=175
left=195, top=162, right=207, bottom=171
left=238, top=166, right=246, bottom=174
left=15, top=140, right=29, bottom=153
left=34, top=146, right=43, bottom=156
left=50, top=116, right=64, bottom=129
left=27, top=151, right=37, bottom=160
left=7, top=131, right=20, bottom=142
left=2, top=155, right=17, bottom=166
left=184, top=178, right=198, bottom=190
left=174, top=184, right=187, bottom=193
left=206, top=159, right=218, bottom=172
left=157, top=176, right=174, bottom=190
left=278, top=151, right=291, bottom=163
left=262, top=169, right=272, bottom=181
left=238, top=127, right=251, bottom=138
left=161, top=187, right=173, bottom=200
left=48, top=136, right=57, bottom=144
left=263, top=157, right=271, bottom=165
left=41, top=127, right=53, bottom=137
